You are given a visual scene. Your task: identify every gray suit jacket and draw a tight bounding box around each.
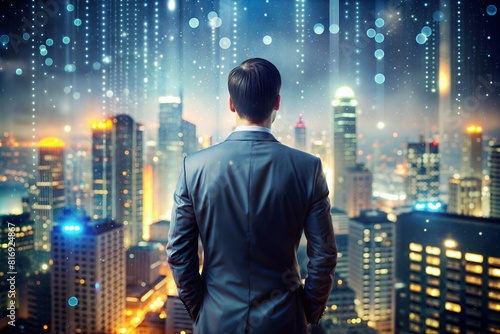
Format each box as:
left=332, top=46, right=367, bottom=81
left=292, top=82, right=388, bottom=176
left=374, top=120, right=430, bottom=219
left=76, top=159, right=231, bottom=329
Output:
left=167, top=131, right=337, bottom=334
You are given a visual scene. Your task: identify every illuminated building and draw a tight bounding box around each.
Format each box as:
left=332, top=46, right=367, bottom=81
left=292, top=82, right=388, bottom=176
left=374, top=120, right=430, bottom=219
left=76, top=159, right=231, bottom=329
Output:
left=395, top=211, right=500, bottom=333
left=149, top=220, right=170, bottom=244
left=294, top=114, right=307, bottom=152
left=349, top=210, right=394, bottom=334
left=91, top=119, right=113, bottom=220
left=33, top=137, right=65, bottom=251
left=50, top=212, right=125, bottom=333
left=331, top=209, right=350, bottom=283
left=26, top=271, right=51, bottom=333
left=113, top=114, right=144, bottom=248
left=332, top=87, right=358, bottom=211
left=491, top=144, right=500, bottom=219
left=91, top=116, right=144, bottom=248
left=346, top=163, right=373, bottom=218
left=166, top=295, right=193, bottom=334
left=65, top=145, right=92, bottom=215
left=462, top=125, right=483, bottom=179
left=156, top=96, right=196, bottom=219
left=448, top=177, right=482, bottom=217
left=405, top=137, right=440, bottom=204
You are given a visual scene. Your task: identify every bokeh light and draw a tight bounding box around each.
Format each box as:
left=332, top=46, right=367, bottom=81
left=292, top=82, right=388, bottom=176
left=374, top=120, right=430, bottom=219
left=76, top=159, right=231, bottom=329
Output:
left=74, top=19, right=82, bottom=27
left=421, top=26, right=432, bottom=37
left=313, top=23, right=325, bottom=35
left=46, top=38, right=53, bottom=46
left=45, top=58, right=53, bottom=66
left=374, top=49, right=385, bottom=60
left=433, top=11, right=444, bottom=21
left=189, top=18, right=199, bottom=28
left=375, top=18, right=385, bottom=28
left=366, top=28, right=376, bottom=38
left=263, top=35, right=272, bottom=45
left=375, top=73, right=385, bottom=84
left=15, top=68, right=22, bottom=75
left=219, top=37, right=231, bottom=49
left=67, top=4, right=74, bottom=11
left=416, top=33, right=427, bottom=44
left=68, top=296, right=78, bottom=307
left=0, top=35, right=9, bottom=45
left=487, top=5, right=497, bottom=16
left=329, top=24, right=340, bottom=34
left=62, top=36, right=70, bottom=44
left=375, top=33, right=384, bottom=43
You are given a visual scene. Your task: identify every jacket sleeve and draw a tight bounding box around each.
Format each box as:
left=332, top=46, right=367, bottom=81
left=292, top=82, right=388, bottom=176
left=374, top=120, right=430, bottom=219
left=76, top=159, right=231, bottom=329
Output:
left=303, top=158, right=338, bottom=325
left=166, top=157, right=203, bottom=320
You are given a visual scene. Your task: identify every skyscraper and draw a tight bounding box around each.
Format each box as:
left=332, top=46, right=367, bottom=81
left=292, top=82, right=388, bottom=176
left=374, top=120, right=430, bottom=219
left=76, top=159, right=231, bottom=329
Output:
left=91, top=115, right=144, bottom=248
left=395, top=211, right=500, bottom=334
left=33, top=137, right=65, bottom=251
left=490, top=144, right=500, bottom=219
left=461, top=125, right=483, bottom=179
left=333, top=86, right=358, bottom=211
left=346, top=163, right=373, bottom=218
left=348, top=210, right=395, bottom=334
left=448, top=177, right=482, bottom=217
left=294, top=114, right=307, bottom=151
left=51, top=212, right=125, bottom=333
left=405, top=137, right=440, bottom=205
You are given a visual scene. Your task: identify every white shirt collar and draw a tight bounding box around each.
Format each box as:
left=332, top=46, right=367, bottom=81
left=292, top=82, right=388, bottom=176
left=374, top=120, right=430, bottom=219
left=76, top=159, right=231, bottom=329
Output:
left=234, top=125, right=272, bottom=133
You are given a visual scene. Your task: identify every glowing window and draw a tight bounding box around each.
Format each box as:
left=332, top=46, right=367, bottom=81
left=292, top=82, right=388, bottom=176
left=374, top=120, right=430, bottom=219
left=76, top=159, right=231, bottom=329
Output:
left=410, top=263, right=421, bottom=272
left=465, top=275, right=482, bottom=285
left=465, top=253, right=483, bottom=263
left=426, top=287, right=440, bottom=297
left=489, top=301, right=500, bottom=312
left=489, top=257, right=500, bottom=266
left=410, top=252, right=422, bottom=262
left=410, top=283, right=421, bottom=293
left=445, top=302, right=461, bottom=313
left=426, top=246, right=441, bottom=255
left=489, top=291, right=500, bottom=300
left=466, top=264, right=483, bottom=274
left=426, top=266, right=441, bottom=276
left=426, top=256, right=440, bottom=266
left=446, top=249, right=462, bottom=259
left=490, top=280, right=500, bottom=289
left=490, top=268, right=500, bottom=278
left=409, top=242, right=423, bottom=252
left=426, top=318, right=439, bottom=328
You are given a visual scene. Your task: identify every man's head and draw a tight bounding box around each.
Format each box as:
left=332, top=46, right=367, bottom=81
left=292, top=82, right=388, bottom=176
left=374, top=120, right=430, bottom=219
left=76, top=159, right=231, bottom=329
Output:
left=228, top=58, right=281, bottom=124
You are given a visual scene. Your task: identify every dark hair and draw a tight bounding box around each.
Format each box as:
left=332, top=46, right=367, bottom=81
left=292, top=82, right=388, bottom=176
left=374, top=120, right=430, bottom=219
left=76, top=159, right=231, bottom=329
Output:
left=228, top=58, right=281, bottom=123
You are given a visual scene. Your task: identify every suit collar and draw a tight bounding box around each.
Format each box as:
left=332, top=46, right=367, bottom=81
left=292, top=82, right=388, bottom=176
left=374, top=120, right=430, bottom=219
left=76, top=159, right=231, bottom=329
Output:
left=225, top=131, right=279, bottom=142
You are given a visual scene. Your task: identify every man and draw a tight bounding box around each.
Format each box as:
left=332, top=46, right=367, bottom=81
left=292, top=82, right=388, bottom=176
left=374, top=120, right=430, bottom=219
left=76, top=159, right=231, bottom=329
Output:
left=167, top=58, right=337, bottom=333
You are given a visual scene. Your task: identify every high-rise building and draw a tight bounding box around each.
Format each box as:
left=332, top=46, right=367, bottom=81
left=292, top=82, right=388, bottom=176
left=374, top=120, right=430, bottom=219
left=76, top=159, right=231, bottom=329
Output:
left=91, top=119, right=113, bottom=220
left=156, top=96, right=196, bottom=220
left=331, top=208, right=350, bottom=284
left=294, top=114, right=307, bottom=152
left=32, top=137, right=65, bottom=251
left=405, top=137, right=440, bottom=205
left=126, top=242, right=163, bottom=287
left=26, top=271, right=51, bottom=333
left=112, top=114, right=144, bottom=247
left=51, top=212, right=125, bottom=333
left=448, top=177, right=482, bottom=217
left=349, top=210, right=394, bottom=334
left=346, top=164, right=373, bottom=218
left=395, top=211, right=500, bottom=334
left=333, top=86, right=358, bottom=211
left=165, top=295, right=193, bottom=334
left=490, top=144, right=500, bottom=219
left=91, top=115, right=144, bottom=248
left=65, top=144, right=92, bottom=214
left=461, top=125, right=483, bottom=179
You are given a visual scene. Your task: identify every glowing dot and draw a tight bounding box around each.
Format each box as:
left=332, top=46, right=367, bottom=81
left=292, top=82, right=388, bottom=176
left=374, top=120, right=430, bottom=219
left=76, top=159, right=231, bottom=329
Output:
left=374, top=49, right=384, bottom=59
left=68, top=297, right=78, bottom=307
left=23, top=33, right=30, bottom=41
left=46, top=38, right=53, bottom=46
left=329, top=24, right=340, bottom=34
left=64, top=125, right=71, bottom=133
left=487, top=5, right=497, bottom=15
left=45, top=58, right=53, bottom=66
left=168, top=0, right=175, bottom=11
left=93, top=62, right=101, bottom=70
left=374, top=73, right=385, bottom=84
left=375, top=18, right=385, bottom=28
left=67, top=4, right=74, bottom=11
left=219, top=37, right=231, bottom=49
left=262, top=35, right=272, bottom=45
left=375, top=33, right=384, bottom=43
left=73, top=92, right=81, bottom=100
left=377, top=121, right=386, bottom=129
left=41, top=264, right=48, bottom=270
left=15, top=68, right=22, bottom=75
left=210, top=17, right=222, bottom=28
left=62, top=36, right=70, bottom=44
left=189, top=18, right=199, bottom=28
left=40, top=49, right=48, bottom=56
left=64, top=86, right=72, bottom=94
left=106, top=90, right=114, bottom=98
left=0, top=35, right=9, bottom=45
left=313, top=23, right=325, bottom=35
left=103, top=56, right=111, bottom=64
left=208, top=11, right=218, bottom=21
left=64, top=64, right=76, bottom=72
left=74, top=18, right=82, bottom=26
left=421, top=26, right=432, bottom=37
left=433, top=11, right=444, bottom=21
left=366, top=28, right=376, bottom=38
left=416, top=33, right=427, bottom=44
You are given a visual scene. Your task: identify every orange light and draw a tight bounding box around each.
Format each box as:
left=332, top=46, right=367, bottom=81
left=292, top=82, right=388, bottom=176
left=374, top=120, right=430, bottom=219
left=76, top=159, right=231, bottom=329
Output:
left=466, top=125, right=482, bottom=133
left=38, top=137, right=65, bottom=148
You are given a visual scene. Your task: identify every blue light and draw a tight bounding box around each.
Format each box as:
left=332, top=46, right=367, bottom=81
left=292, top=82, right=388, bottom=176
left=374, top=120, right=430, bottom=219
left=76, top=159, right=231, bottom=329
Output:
left=427, top=202, right=442, bottom=211
left=45, top=58, right=53, bottom=66
left=374, top=73, right=385, bottom=84
left=433, top=11, right=444, bottom=22
left=416, top=33, right=427, bottom=45
left=74, top=18, right=82, bottom=27
left=421, top=26, right=432, bottom=37
left=67, top=4, right=74, bottom=12
left=0, top=35, right=9, bottom=45
left=46, top=38, right=54, bottom=46
left=22, top=33, right=30, bottom=41
left=374, top=49, right=385, bottom=60
left=68, top=296, right=78, bottom=307
left=62, top=36, right=71, bottom=44
left=313, top=23, right=325, bottom=35
left=375, top=18, right=385, bottom=28
left=95, top=282, right=101, bottom=291
left=487, top=5, right=497, bottom=16
left=414, top=202, right=442, bottom=212
left=375, top=33, right=384, bottom=43
left=15, top=68, right=22, bottom=75
left=414, top=203, right=426, bottom=210
left=63, top=224, right=83, bottom=233
left=366, top=28, right=376, bottom=38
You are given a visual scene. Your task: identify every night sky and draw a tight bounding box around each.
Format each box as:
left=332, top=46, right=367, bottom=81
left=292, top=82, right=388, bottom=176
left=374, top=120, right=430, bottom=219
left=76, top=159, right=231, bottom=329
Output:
left=1, top=0, right=500, bottom=155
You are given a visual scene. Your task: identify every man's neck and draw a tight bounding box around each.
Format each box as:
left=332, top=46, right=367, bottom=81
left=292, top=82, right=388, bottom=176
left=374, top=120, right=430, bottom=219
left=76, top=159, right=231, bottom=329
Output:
left=235, top=116, right=272, bottom=129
